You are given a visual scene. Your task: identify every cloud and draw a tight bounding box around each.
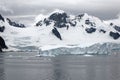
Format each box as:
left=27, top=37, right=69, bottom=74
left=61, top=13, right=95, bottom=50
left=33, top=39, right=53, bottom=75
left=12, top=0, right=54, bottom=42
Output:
left=1, top=0, right=120, bottom=21
left=117, top=13, right=120, bottom=19
left=104, top=12, right=120, bottom=26
left=0, top=4, right=13, bottom=14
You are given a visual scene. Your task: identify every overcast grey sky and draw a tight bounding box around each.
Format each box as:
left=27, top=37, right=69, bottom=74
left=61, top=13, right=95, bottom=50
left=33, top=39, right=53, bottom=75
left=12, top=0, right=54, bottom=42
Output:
left=0, top=0, right=120, bottom=24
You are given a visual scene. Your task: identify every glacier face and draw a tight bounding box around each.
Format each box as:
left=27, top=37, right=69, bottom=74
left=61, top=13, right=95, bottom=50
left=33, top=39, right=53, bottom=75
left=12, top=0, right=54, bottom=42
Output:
left=41, top=43, right=120, bottom=56
left=0, top=9, right=120, bottom=53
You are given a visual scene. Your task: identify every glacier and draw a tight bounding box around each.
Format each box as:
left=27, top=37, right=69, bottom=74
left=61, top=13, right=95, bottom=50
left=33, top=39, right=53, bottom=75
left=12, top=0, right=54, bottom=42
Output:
left=40, top=43, right=120, bottom=56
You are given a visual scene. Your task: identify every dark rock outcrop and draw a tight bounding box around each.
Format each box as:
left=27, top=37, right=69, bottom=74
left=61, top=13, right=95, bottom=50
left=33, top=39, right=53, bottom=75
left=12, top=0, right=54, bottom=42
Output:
left=110, top=23, right=114, bottom=26
left=77, top=14, right=85, bottom=19
left=36, top=19, right=51, bottom=26
left=43, top=18, right=51, bottom=26
left=7, top=18, right=25, bottom=28
left=85, top=27, right=96, bottom=33
left=85, top=19, right=90, bottom=25
left=49, top=12, right=67, bottom=22
left=69, top=21, right=77, bottom=27
left=0, top=48, right=2, bottom=52
left=0, top=36, right=8, bottom=52
left=99, top=29, right=106, bottom=33
left=49, top=12, right=68, bottom=28
left=36, top=12, right=68, bottom=28
left=36, top=20, right=42, bottom=26
left=0, top=14, right=4, bottom=22
left=0, top=26, right=5, bottom=32
left=109, top=31, right=120, bottom=39
left=52, top=27, right=62, bottom=40
left=85, top=19, right=96, bottom=26
left=114, top=25, right=120, bottom=32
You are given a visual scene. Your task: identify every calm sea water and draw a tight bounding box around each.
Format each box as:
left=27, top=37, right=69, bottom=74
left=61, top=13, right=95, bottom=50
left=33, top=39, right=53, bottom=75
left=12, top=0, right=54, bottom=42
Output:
left=0, top=52, right=120, bottom=80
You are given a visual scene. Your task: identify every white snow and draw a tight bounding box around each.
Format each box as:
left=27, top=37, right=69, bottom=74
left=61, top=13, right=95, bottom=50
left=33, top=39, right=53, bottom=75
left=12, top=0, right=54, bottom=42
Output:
left=83, top=54, right=93, bottom=57
left=0, top=10, right=120, bottom=52
left=35, top=14, right=48, bottom=23
left=49, top=9, right=65, bottom=15
left=104, top=18, right=120, bottom=26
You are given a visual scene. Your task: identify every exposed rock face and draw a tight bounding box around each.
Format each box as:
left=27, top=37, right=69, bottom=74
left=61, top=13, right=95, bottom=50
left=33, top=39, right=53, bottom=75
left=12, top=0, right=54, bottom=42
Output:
left=0, top=36, right=8, bottom=52
left=109, top=31, right=120, bottom=39
left=69, top=21, right=77, bottom=27
left=110, top=23, right=114, bottom=26
left=0, top=48, right=2, bottom=52
left=0, top=26, right=5, bottom=32
left=36, top=20, right=42, bottom=26
left=99, top=29, right=106, bottom=33
left=85, top=27, right=96, bottom=33
left=0, top=14, right=4, bottom=22
left=7, top=18, right=25, bottom=28
left=43, top=18, right=51, bottom=26
left=49, top=12, right=68, bottom=28
left=77, top=14, right=85, bottom=19
left=85, top=19, right=96, bottom=26
left=36, top=12, right=71, bottom=28
left=52, top=27, right=62, bottom=40
left=114, top=25, right=120, bottom=32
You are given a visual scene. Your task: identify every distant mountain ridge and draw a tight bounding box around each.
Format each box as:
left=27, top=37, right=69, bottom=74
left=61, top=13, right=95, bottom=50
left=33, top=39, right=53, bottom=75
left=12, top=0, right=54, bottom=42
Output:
left=0, top=14, right=25, bottom=29
left=0, top=10, right=120, bottom=52
left=7, top=18, right=25, bottom=28
left=35, top=10, right=120, bottom=40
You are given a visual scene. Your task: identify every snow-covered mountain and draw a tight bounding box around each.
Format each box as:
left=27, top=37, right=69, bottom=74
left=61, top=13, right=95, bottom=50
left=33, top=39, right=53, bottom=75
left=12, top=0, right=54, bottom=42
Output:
left=0, top=9, right=120, bottom=53
left=34, top=10, right=120, bottom=45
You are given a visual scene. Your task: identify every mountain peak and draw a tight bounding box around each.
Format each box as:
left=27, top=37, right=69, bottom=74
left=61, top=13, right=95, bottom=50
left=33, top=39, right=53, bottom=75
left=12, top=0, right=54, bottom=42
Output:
left=83, top=13, right=89, bottom=17
left=50, top=9, right=65, bottom=15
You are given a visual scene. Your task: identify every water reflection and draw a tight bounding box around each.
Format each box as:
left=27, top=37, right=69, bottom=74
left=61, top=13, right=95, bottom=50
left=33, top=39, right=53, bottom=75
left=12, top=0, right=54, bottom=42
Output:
left=51, top=55, right=120, bottom=80
left=109, top=57, right=120, bottom=80
left=52, top=56, right=70, bottom=80
left=1, top=53, right=120, bottom=80
left=0, top=53, right=5, bottom=80
left=86, top=61, right=96, bottom=80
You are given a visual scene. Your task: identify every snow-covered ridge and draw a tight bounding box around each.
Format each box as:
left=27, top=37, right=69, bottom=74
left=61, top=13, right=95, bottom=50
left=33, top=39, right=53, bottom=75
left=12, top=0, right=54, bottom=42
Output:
left=0, top=10, right=120, bottom=52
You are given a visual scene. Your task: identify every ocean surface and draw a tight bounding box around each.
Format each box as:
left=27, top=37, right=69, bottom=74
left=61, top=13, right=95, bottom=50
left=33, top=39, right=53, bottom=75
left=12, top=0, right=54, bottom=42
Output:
left=0, top=52, right=120, bottom=80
